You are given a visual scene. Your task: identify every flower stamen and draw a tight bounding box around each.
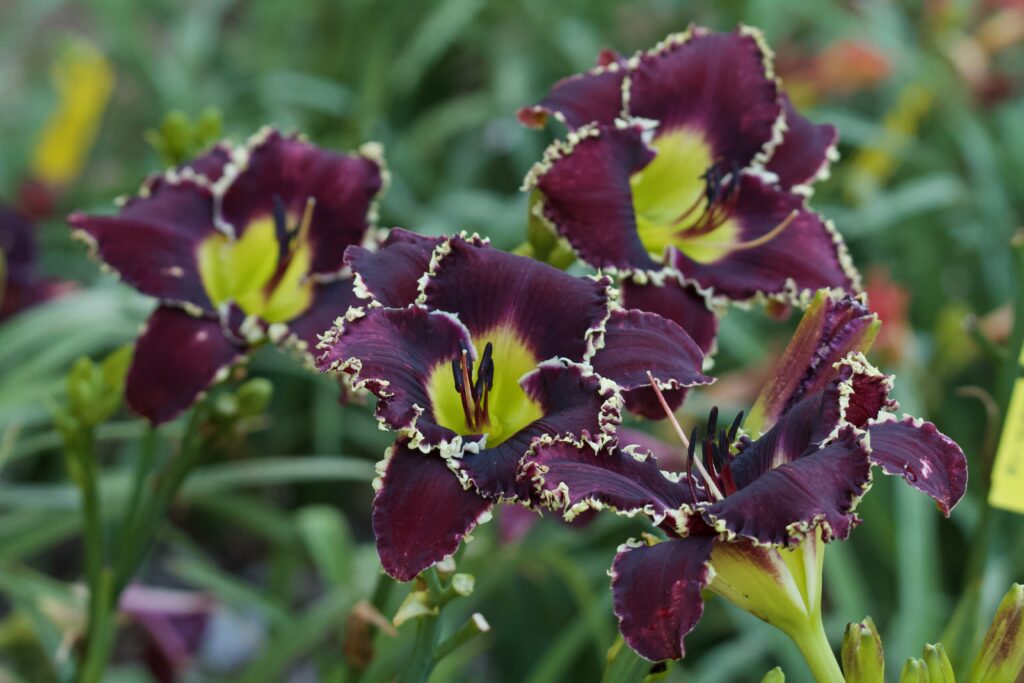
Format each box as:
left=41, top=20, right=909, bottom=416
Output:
left=450, top=342, right=495, bottom=433
left=646, top=371, right=724, bottom=500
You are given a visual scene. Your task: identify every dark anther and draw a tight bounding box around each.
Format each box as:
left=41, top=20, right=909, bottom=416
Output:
left=451, top=358, right=464, bottom=395
left=707, top=406, right=719, bottom=439
left=451, top=342, right=497, bottom=433
left=728, top=410, right=744, bottom=443
left=271, top=194, right=290, bottom=258
left=717, top=429, right=731, bottom=467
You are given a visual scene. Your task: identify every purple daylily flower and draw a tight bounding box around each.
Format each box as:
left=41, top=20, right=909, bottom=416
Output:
left=519, top=26, right=856, bottom=363
left=68, top=128, right=386, bottom=424
left=524, top=294, right=967, bottom=661
left=316, top=233, right=713, bottom=580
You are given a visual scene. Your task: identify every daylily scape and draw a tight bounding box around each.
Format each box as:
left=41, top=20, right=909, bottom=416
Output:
left=54, top=21, right=992, bottom=683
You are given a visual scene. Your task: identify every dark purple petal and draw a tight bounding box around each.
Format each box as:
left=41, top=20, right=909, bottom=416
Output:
left=866, top=417, right=968, bottom=516
left=316, top=306, right=473, bottom=446
left=346, top=228, right=442, bottom=305
left=345, top=228, right=442, bottom=307
left=591, top=309, right=712, bottom=419
left=420, top=236, right=611, bottom=362
left=518, top=63, right=626, bottom=130
left=373, top=440, right=492, bottom=581
left=628, top=28, right=781, bottom=169
left=749, top=292, right=878, bottom=433
left=730, top=357, right=893, bottom=488
left=455, top=361, right=620, bottom=501
left=704, top=429, right=871, bottom=546
left=0, top=205, right=68, bottom=320
left=527, top=440, right=697, bottom=525
left=0, top=205, right=36, bottom=275
left=180, top=143, right=232, bottom=183
left=668, top=174, right=858, bottom=301
left=620, top=275, right=718, bottom=355
left=68, top=177, right=219, bottom=311
left=611, top=537, right=715, bottom=661
left=527, top=124, right=659, bottom=272
left=219, top=129, right=385, bottom=277
left=592, top=309, right=710, bottom=391
left=766, top=95, right=839, bottom=192
left=281, top=277, right=361, bottom=355
left=126, top=306, right=245, bottom=424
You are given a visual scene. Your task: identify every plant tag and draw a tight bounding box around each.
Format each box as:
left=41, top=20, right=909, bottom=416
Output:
left=990, top=347, right=1024, bottom=514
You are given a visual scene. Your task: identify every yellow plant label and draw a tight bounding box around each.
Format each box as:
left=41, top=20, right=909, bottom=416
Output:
left=991, top=354, right=1024, bottom=514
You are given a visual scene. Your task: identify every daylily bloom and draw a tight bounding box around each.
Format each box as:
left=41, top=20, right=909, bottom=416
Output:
left=524, top=294, right=967, bottom=664
left=317, top=233, right=712, bottom=580
left=0, top=204, right=69, bottom=321
left=68, top=127, right=386, bottom=424
left=520, top=26, right=857, bottom=305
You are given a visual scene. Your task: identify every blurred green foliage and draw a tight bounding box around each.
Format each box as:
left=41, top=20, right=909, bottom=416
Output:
left=0, top=0, right=1022, bottom=681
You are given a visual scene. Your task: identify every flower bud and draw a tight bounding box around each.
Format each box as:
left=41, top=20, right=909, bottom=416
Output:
left=236, top=377, right=273, bottom=417
left=923, top=642, right=954, bottom=682
left=759, top=666, right=785, bottom=682
left=968, top=583, right=1024, bottom=682
left=899, top=657, right=928, bottom=683
left=842, top=617, right=885, bottom=683
left=66, top=345, right=132, bottom=427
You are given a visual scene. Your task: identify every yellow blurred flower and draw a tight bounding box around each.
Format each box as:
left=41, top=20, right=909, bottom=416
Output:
left=30, top=40, right=114, bottom=188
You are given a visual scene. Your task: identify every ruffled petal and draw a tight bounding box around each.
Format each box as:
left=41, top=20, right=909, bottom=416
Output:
left=518, top=63, right=626, bottom=130
left=611, top=537, right=715, bottom=661
left=592, top=309, right=710, bottom=391
left=68, top=177, right=219, bottom=312
left=419, top=236, right=611, bottom=362
left=126, top=306, right=245, bottom=424
left=866, top=417, right=968, bottom=516
left=281, top=277, right=361, bottom=356
left=748, top=291, right=878, bottom=434
left=620, top=275, right=718, bottom=355
left=731, top=355, right=893, bottom=488
left=455, top=361, right=620, bottom=501
left=526, top=124, right=659, bottom=272
left=766, top=95, right=838, bottom=192
left=627, top=27, right=781, bottom=169
left=527, top=440, right=698, bottom=526
left=316, top=306, right=474, bottom=446
left=590, top=309, right=712, bottom=419
left=668, top=174, right=858, bottom=301
left=181, top=143, right=232, bottom=183
left=373, top=440, right=492, bottom=581
left=703, top=428, right=871, bottom=546
left=346, top=228, right=442, bottom=307
left=219, top=129, right=385, bottom=277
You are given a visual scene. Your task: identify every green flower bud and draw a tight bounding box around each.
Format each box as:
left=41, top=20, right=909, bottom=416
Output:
left=66, top=346, right=132, bottom=427
left=968, top=583, right=1024, bottom=683
left=842, top=617, right=885, bottom=683
left=236, top=377, right=273, bottom=417
left=759, top=666, right=785, bottom=683
left=923, top=643, right=954, bottom=682
left=900, top=657, right=928, bottom=683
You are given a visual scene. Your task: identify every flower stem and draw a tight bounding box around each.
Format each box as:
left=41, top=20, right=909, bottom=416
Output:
left=787, top=617, right=845, bottom=683
left=600, top=635, right=651, bottom=683
left=397, top=612, right=441, bottom=683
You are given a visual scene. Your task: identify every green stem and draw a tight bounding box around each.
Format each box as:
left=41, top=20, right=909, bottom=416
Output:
left=118, top=426, right=158, bottom=540
left=78, top=569, right=116, bottom=683
left=69, top=426, right=119, bottom=683
left=397, top=612, right=441, bottom=683
left=113, top=410, right=206, bottom=597
left=787, top=618, right=845, bottom=683
left=600, top=635, right=651, bottom=683
left=432, top=613, right=488, bottom=664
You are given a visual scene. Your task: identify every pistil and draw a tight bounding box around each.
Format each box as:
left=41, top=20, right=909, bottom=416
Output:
left=647, top=372, right=744, bottom=501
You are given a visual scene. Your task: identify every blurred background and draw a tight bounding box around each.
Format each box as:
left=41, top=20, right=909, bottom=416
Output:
left=0, top=0, right=1022, bottom=681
